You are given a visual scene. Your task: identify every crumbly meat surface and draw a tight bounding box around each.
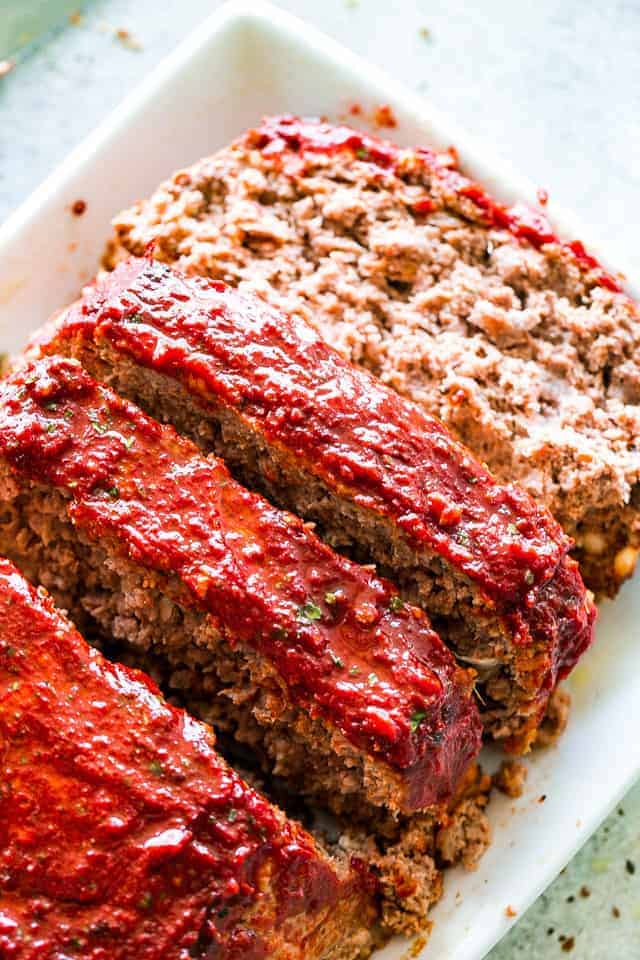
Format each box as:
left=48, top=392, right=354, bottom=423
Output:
left=103, top=117, right=640, bottom=596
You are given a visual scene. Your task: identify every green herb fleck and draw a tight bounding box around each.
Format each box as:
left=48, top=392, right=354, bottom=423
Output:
left=389, top=595, right=404, bottom=613
left=46, top=422, right=57, bottom=434
left=107, top=486, right=120, bottom=500
left=507, top=523, right=518, bottom=536
left=324, top=591, right=338, bottom=606
left=138, top=892, right=153, bottom=910
left=298, top=601, right=322, bottom=622
left=63, top=408, right=74, bottom=421
left=356, top=147, right=368, bottom=159
left=349, top=665, right=359, bottom=676
left=148, top=760, right=163, bottom=777
left=44, top=401, right=58, bottom=411
left=128, top=313, right=145, bottom=324
left=367, top=672, right=378, bottom=685
left=121, top=435, right=135, bottom=449
left=9, top=681, right=20, bottom=692
left=227, top=809, right=238, bottom=823
left=330, top=652, right=344, bottom=669
left=524, top=569, right=535, bottom=586
left=217, top=907, right=229, bottom=919
left=410, top=710, right=427, bottom=733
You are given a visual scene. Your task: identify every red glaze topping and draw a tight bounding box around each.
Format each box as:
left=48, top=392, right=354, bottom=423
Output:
left=250, top=115, right=624, bottom=295
left=0, top=358, right=481, bottom=810
left=63, top=258, right=569, bottom=603
left=0, top=558, right=359, bottom=960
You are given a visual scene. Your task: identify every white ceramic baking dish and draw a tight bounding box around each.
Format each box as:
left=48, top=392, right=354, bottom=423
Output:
left=0, top=4, right=638, bottom=958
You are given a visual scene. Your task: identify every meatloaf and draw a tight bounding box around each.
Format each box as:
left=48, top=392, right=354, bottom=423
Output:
left=38, top=256, right=596, bottom=752
left=103, top=115, right=640, bottom=597
left=0, top=557, right=375, bottom=960
left=0, top=355, right=481, bottom=819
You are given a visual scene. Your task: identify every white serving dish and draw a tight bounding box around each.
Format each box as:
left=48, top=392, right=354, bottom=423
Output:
left=0, top=3, right=638, bottom=958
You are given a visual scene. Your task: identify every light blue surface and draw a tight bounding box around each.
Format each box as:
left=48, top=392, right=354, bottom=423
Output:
left=1, top=2, right=639, bottom=956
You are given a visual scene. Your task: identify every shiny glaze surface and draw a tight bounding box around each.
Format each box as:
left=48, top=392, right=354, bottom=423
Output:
left=0, top=358, right=481, bottom=808
left=0, top=559, right=352, bottom=960
left=251, top=115, right=623, bottom=294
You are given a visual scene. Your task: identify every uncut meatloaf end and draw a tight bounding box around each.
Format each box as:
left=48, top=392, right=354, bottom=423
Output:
left=0, top=557, right=376, bottom=960
left=102, top=115, right=640, bottom=597
left=37, top=256, right=596, bottom=753
left=0, top=355, right=481, bottom=820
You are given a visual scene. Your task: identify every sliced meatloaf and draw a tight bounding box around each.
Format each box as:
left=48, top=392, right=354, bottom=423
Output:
left=38, top=256, right=595, bottom=752
left=103, top=115, right=640, bottom=596
left=0, top=355, right=481, bottom=820
left=0, top=557, right=376, bottom=960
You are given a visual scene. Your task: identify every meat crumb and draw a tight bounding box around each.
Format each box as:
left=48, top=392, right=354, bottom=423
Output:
left=612, top=905, right=621, bottom=918
left=626, top=858, right=636, bottom=875
left=505, top=905, right=517, bottom=918
left=561, top=936, right=575, bottom=952
left=71, top=199, right=87, bottom=217
left=374, top=104, right=397, bottom=128
left=579, top=885, right=591, bottom=898
left=115, top=27, right=143, bottom=50
left=493, top=760, right=527, bottom=798
left=538, top=794, right=547, bottom=803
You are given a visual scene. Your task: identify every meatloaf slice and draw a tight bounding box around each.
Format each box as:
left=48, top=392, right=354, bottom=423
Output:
left=0, top=356, right=481, bottom=819
left=103, top=115, right=640, bottom=597
left=38, top=257, right=595, bottom=752
left=0, top=557, right=376, bottom=960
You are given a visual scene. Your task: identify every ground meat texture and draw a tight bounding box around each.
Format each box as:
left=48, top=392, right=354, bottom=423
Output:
left=39, top=257, right=595, bottom=753
left=0, top=356, right=482, bottom=820
left=102, top=116, right=640, bottom=597
left=0, top=558, right=376, bottom=960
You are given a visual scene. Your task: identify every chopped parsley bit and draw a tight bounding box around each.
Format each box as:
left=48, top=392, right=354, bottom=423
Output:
left=367, top=672, right=378, bottom=685
left=388, top=595, right=404, bottom=612
left=45, top=422, right=57, bottom=434
left=217, top=907, right=229, bottom=919
left=44, top=401, right=58, bottom=411
left=9, top=681, right=20, bottom=692
left=466, top=475, right=478, bottom=484
left=356, top=147, right=368, bottom=159
left=524, top=569, right=535, bottom=586
left=121, top=435, right=135, bottom=449
left=349, top=665, right=359, bottom=676
left=324, top=591, right=338, bottom=605
left=298, top=601, right=322, bottom=622
left=148, top=759, right=163, bottom=777
left=410, top=710, right=427, bottom=733
left=107, top=486, right=120, bottom=500
left=128, top=313, right=145, bottom=324
left=63, top=408, right=74, bottom=421
left=227, top=809, right=238, bottom=823
left=330, top=652, right=344, bottom=668
left=138, top=892, right=153, bottom=910
left=507, top=523, right=518, bottom=536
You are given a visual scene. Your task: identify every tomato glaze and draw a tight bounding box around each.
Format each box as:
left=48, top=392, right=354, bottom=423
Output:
left=0, top=559, right=359, bottom=960
left=0, top=358, right=481, bottom=809
left=250, top=115, right=623, bottom=295
left=66, top=258, right=569, bottom=602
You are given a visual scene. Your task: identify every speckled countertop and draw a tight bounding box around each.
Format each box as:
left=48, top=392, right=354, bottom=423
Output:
left=1, top=2, right=639, bottom=957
